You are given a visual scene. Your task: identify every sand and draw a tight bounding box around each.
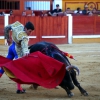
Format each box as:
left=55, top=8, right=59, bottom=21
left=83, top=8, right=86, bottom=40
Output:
left=0, top=43, right=100, bottom=100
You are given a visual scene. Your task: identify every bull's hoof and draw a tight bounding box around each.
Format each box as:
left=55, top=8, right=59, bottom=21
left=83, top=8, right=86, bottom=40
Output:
left=82, top=91, right=89, bottom=96
left=68, top=92, right=74, bottom=97
left=80, top=89, right=88, bottom=96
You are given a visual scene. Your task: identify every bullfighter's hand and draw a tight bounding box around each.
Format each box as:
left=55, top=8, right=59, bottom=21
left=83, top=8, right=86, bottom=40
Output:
left=5, top=39, right=12, bottom=46
left=23, top=53, right=29, bottom=57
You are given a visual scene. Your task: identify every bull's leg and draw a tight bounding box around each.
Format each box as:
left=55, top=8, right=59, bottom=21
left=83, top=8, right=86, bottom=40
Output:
left=29, top=84, right=38, bottom=90
left=60, top=71, right=74, bottom=97
left=32, top=83, right=39, bottom=90
left=70, top=69, right=88, bottom=96
left=60, top=85, right=74, bottom=97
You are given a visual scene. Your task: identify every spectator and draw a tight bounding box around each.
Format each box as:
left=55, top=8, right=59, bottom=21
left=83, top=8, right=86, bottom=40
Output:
left=9, top=9, right=13, bottom=15
left=0, top=12, right=5, bottom=16
left=22, top=11, right=26, bottom=16
left=92, top=8, right=98, bottom=14
left=32, top=10, right=35, bottom=16
left=82, top=5, right=90, bottom=15
left=74, top=7, right=82, bottom=14
left=26, top=7, right=31, bottom=10
left=49, top=4, right=63, bottom=16
left=44, top=12, right=48, bottom=16
left=64, top=7, right=74, bottom=15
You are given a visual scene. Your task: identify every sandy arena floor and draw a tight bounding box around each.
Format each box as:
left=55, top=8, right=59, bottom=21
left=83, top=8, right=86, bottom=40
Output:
left=0, top=43, right=100, bottom=100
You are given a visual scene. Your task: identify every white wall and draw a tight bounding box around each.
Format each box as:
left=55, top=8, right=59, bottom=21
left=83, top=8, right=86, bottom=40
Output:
left=24, top=0, right=62, bottom=11
left=24, top=1, right=50, bottom=10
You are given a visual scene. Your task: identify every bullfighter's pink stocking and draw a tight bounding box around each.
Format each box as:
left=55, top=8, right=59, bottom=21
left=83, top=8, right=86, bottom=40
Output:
left=17, top=83, right=23, bottom=90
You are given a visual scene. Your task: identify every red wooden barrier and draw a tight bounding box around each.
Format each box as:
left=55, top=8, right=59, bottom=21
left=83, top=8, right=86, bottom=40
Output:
left=73, top=15, right=95, bottom=35
left=9, top=16, right=68, bottom=45
left=40, top=16, right=68, bottom=44
left=1, top=15, right=100, bottom=45
left=95, top=16, right=100, bottom=34
left=0, top=16, right=4, bottom=36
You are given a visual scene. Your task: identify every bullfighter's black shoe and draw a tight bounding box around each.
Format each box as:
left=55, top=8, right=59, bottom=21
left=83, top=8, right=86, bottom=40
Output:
left=16, top=89, right=26, bottom=94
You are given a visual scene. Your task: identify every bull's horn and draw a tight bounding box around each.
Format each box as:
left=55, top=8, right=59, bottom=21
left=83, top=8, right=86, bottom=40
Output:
left=66, top=65, right=80, bottom=75
left=72, top=65, right=80, bottom=75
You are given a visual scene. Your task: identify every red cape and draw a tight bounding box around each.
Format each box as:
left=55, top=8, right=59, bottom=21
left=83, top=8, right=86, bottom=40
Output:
left=0, top=51, right=66, bottom=89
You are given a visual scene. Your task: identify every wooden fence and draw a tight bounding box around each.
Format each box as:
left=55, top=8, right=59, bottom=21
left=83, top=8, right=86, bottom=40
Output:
left=73, top=15, right=100, bottom=35
left=0, top=15, right=100, bottom=45
left=9, top=16, right=68, bottom=45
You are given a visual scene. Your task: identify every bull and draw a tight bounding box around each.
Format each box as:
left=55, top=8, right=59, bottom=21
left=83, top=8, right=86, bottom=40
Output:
left=28, top=41, right=88, bottom=97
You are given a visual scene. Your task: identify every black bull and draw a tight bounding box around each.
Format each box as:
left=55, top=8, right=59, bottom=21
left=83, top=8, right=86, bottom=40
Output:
left=28, top=41, right=88, bottom=97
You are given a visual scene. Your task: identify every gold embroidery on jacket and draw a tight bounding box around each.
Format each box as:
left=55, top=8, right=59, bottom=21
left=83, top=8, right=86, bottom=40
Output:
left=4, top=21, right=29, bottom=57
left=17, top=32, right=27, bottom=40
